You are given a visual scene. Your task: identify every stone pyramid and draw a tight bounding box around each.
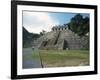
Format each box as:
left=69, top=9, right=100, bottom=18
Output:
left=32, top=26, right=89, bottom=50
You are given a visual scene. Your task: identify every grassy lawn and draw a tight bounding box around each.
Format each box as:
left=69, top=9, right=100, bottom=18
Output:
left=34, top=50, right=89, bottom=67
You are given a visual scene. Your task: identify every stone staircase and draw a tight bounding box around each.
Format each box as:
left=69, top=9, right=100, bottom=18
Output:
left=42, top=31, right=60, bottom=49
left=32, top=28, right=89, bottom=50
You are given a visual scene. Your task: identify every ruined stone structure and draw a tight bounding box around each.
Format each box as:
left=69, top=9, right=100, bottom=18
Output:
left=32, top=25, right=89, bottom=50
left=52, top=25, right=69, bottom=31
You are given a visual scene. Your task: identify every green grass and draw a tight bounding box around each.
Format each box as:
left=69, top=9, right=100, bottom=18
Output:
left=31, top=50, right=40, bottom=59
left=37, top=50, right=89, bottom=67
left=23, top=50, right=40, bottom=60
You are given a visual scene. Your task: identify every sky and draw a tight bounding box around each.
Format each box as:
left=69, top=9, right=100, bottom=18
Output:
left=23, top=11, right=89, bottom=34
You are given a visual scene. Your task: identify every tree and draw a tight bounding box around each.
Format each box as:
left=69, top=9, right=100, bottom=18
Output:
left=23, top=27, right=40, bottom=48
left=68, top=14, right=89, bottom=36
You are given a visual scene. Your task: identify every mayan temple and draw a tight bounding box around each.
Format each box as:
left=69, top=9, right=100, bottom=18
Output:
left=32, top=25, right=89, bottom=50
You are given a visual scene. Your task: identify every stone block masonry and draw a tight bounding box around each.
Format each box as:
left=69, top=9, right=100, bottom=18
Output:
left=32, top=25, right=89, bottom=50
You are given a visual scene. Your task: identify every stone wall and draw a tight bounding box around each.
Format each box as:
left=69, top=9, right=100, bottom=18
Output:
left=52, top=25, right=68, bottom=31
left=32, top=26, right=89, bottom=50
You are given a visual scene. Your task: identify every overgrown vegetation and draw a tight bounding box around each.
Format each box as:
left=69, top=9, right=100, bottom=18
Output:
left=23, top=27, right=40, bottom=48
left=68, top=14, right=89, bottom=37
